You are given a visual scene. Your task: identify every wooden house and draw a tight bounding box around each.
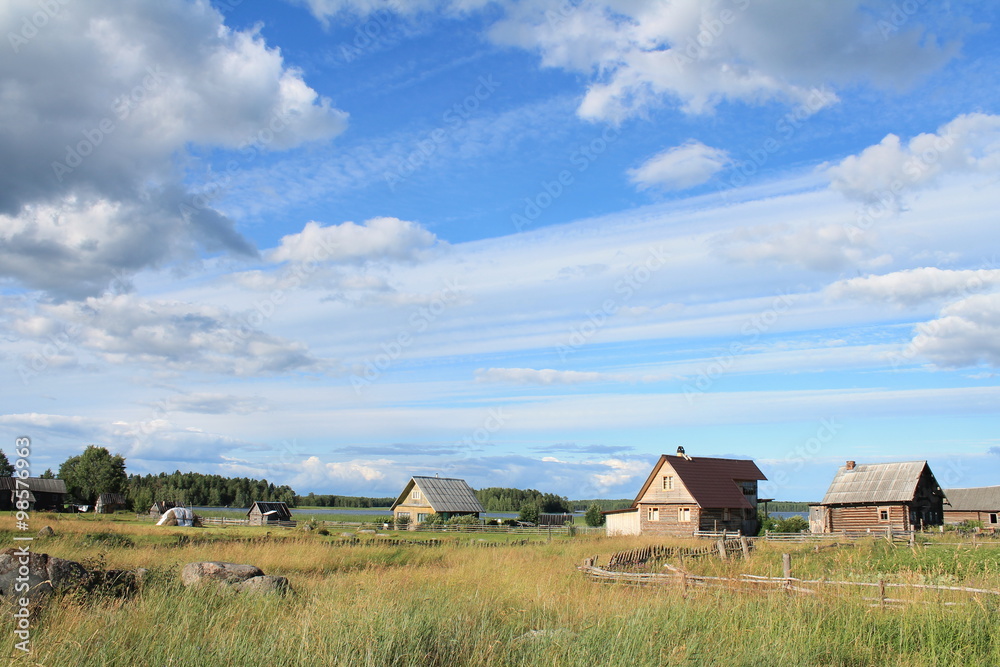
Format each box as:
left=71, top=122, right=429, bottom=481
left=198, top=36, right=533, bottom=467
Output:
left=247, top=501, right=292, bottom=526
left=390, top=476, right=484, bottom=527
left=149, top=501, right=178, bottom=518
left=0, top=477, right=67, bottom=511
left=605, top=448, right=766, bottom=537
left=95, top=492, right=128, bottom=514
left=943, top=486, right=1000, bottom=530
left=811, top=461, right=944, bottom=533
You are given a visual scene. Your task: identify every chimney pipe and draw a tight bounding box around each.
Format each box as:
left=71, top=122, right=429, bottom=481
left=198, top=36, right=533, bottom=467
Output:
left=846, top=461, right=856, bottom=470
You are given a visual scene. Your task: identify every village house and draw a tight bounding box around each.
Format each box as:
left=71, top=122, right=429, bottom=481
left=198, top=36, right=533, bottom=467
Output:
left=810, top=460, right=944, bottom=533
left=943, top=486, right=1000, bottom=530
left=390, top=476, right=484, bottom=527
left=0, top=477, right=68, bottom=511
left=94, top=492, right=129, bottom=514
left=247, top=500, right=293, bottom=526
left=605, top=448, right=766, bottom=537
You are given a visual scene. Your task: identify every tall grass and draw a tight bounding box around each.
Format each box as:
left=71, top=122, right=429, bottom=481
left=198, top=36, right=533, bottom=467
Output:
left=4, top=518, right=1000, bottom=665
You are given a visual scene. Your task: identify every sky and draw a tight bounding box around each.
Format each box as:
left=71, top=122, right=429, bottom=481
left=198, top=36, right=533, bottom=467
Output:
left=1, top=0, right=999, bottom=502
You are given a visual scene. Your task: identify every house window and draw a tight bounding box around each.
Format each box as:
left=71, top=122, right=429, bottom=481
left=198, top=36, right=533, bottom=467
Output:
left=397, top=512, right=410, bottom=520
left=879, top=507, right=889, bottom=521
left=647, top=507, right=659, bottom=521
left=412, top=490, right=421, bottom=501
left=417, top=513, right=428, bottom=522
left=723, top=508, right=731, bottom=521
left=991, top=514, right=998, bottom=524
left=662, top=476, right=674, bottom=491
left=678, top=507, right=691, bottom=522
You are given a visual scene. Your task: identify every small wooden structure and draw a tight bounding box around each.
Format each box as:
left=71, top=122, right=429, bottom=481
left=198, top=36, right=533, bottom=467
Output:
left=943, top=486, right=1000, bottom=530
left=95, top=492, right=128, bottom=514
left=538, top=513, right=573, bottom=526
left=390, top=476, right=484, bottom=528
left=812, top=460, right=944, bottom=533
left=247, top=501, right=292, bottom=526
left=0, top=477, right=68, bottom=511
left=604, top=448, right=766, bottom=537
left=149, top=501, right=178, bottom=518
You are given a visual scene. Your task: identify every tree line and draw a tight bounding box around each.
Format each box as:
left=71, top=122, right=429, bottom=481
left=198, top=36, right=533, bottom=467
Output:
left=294, top=493, right=395, bottom=508
left=475, top=487, right=571, bottom=514
left=127, top=470, right=296, bottom=512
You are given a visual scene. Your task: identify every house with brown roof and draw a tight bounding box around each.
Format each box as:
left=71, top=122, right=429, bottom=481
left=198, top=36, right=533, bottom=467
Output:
left=390, top=476, right=484, bottom=527
left=943, top=486, right=1000, bottom=530
left=605, top=448, right=767, bottom=537
left=811, top=460, right=944, bottom=533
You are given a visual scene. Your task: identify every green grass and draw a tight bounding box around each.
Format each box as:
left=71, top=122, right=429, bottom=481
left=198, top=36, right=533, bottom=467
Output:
left=5, top=518, right=1000, bottom=665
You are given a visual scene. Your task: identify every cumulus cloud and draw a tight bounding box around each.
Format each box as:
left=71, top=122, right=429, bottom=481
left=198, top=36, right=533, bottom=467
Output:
left=827, top=113, right=1000, bottom=205
left=13, top=294, right=327, bottom=376
left=828, top=267, right=1000, bottom=306
left=269, top=217, right=439, bottom=264
left=0, top=0, right=347, bottom=297
left=589, top=458, right=650, bottom=493
left=628, top=141, right=730, bottom=191
left=908, top=293, right=1000, bottom=368
left=288, top=455, right=389, bottom=489
left=712, top=222, right=891, bottom=272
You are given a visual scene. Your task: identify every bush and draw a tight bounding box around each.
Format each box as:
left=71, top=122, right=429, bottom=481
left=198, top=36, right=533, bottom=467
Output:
left=394, top=514, right=410, bottom=526
left=421, top=513, right=443, bottom=526
left=447, top=514, right=482, bottom=526
left=773, top=515, right=809, bottom=533
left=80, top=532, right=135, bottom=549
left=584, top=503, right=605, bottom=527
left=518, top=504, right=540, bottom=524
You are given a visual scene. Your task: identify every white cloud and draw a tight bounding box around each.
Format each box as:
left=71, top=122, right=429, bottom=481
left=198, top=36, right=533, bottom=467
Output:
left=828, top=267, right=1000, bottom=306
left=827, top=113, right=1000, bottom=205
left=14, top=294, right=328, bottom=376
left=589, top=458, right=649, bottom=493
left=288, top=455, right=389, bottom=488
left=0, top=0, right=347, bottom=297
left=475, top=367, right=674, bottom=385
left=909, top=293, right=1000, bottom=368
left=628, top=141, right=730, bottom=191
left=712, top=221, right=891, bottom=272
left=269, top=217, right=439, bottom=264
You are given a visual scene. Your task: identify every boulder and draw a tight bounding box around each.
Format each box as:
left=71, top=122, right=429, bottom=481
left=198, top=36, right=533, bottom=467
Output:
left=0, top=549, right=88, bottom=605
left=232, top=575, right=291, bottom=595
left=37, top=526, right=55, bottom=538
left=180, top=562, right=263, bottom=587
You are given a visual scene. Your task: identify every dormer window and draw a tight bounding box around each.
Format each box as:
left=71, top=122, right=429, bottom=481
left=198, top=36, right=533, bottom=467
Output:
left=412, top=490, right=421, bottom=501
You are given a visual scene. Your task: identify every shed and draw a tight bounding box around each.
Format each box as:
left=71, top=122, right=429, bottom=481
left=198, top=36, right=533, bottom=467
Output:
left=0, top=477, right=68, bottom=511
left=149, top=501, right=178, bottom=518
left=247, top=501, right=292, bottom=526
left=95, top=492, right=128, bottom=514
left=814, top=460, right=944, bottom=532
left=943, top=486, right=1000, bottom=529
left=605, top=448, right=767, bottom=537
left=390, top=476, right=484, bottom=528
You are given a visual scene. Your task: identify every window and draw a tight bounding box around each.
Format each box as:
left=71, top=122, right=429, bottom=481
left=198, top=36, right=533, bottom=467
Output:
left=991, top=514, right=998, bottom=524
left=647, top=507, right=659, bottom=521
left=879, top=507, right=889, bottom=521
left=662, top=475, right=674, bottom=491
left=678, top=507, right=691, bottom=522
left=412, top=490, right=421, bottom=501
left=397, top=512, right=410, bottom=520
left=723, top=508, right=731, bottom=521
left=417, top=513, right=428, bottom=522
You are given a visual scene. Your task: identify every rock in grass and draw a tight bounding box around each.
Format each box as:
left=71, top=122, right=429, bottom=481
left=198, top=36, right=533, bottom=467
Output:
left=232, top=575, right=292, bottom=595
left=37, top=526, right=55, bottom=538
left=181, top=562, right=264, bottom=587
left=0, top=549, right=87, bottom=604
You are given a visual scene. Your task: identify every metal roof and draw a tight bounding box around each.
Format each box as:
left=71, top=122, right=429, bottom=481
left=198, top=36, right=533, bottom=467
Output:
left=0, top=477, right=67, bottom=494
left=633, top=455, right=766, bottom=509
left=820, top=461, right=930, bottom=505
left=944, top=486, right=1000, bottom=512
left=390, top=476, right=484, bottom=513
left=246, top=501, right=292, bottom=519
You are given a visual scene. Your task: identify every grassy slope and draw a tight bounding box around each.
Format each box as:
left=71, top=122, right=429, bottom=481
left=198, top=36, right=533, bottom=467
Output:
left=3, top=515, right=1000, bottom=666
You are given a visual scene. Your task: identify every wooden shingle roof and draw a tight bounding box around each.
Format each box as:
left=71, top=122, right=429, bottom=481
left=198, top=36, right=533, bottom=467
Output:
left=944, top=486, right=1000, bottom=512
left=390, top=476, right=484, bottom=513
left=0, top=477, right=67, bottom=494
left=246, top=501, right=292, bottom=519
left=634, top=455, right=766, bottom=509
left=820, top=461, right=933, bottom=505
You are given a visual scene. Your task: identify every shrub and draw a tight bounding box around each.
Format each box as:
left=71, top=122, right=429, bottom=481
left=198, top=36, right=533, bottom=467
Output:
left=773, top=515, right=809, bottom=533
left=80, top=532, right=135, bottom=549
left=584, top=503, right=605, bottom=527
left=447, top=514, right=481, bottom=526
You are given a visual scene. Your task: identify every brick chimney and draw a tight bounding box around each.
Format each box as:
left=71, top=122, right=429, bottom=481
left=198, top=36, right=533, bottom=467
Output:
left=846, top=460, right=856, bottom=470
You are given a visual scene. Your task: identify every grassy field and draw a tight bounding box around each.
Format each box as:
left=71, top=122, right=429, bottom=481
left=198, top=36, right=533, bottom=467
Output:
left=4, top=515, right=1000, bottom=665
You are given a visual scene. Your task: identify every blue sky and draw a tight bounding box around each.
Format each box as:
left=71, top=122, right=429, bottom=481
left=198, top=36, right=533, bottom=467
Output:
left=1, top=0, right=999, bottom=501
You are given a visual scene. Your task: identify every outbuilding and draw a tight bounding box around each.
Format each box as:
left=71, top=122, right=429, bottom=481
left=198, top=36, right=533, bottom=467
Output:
left=247, top=501, right=293, bottom=526
left=943, top=486, right=1000, bottom=530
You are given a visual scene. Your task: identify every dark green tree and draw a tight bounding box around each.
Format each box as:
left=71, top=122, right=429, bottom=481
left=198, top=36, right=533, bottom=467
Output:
left=519, top=503, right=540, bottom=524
left=0, top=450, right=13, bottom=477
left=40, top=468, right=56, bottom=479
left=58, top=445, right=127, bottom=504
left=584, top=503, right=605, bottom=527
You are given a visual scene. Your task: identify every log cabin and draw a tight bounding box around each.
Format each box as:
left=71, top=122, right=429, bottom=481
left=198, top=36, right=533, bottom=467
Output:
left=605, top=448, right=766, bottom=537
left=811, top=460, right=944, bottom=533
left=0, top=477, right=67, bottom=511
left=390, top=476, right=484, bottom=527
left=247, top=500, right=292, bottom=526
left=943, top=486, right=1000, bottom=530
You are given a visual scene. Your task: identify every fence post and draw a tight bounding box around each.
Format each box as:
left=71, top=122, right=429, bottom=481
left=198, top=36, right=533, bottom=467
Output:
left=716, top=539, right=727, bottom=561
left=879, top=579, right=886, bottom=608
left=782, top=553, right=792, bottom=583
left=740, top=535, right=750, bottom=560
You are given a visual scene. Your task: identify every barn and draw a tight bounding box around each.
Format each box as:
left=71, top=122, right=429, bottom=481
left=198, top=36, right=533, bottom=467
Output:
left=247, top=501, right=293, bottom=526
left=811, top=460, right=944, bottom=533
left=605, top=448, right=766, bottom=537
left=390, top=476, right=484, bottom=527
left=95, top=492, right=128, bottom=514
left=0, top=477, right=68, bottom=511
left=943, top=486, right=1000, bottom=530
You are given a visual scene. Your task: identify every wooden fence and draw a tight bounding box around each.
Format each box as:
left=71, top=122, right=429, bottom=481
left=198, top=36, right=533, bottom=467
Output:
left=607, top=537, right=752, bottom=569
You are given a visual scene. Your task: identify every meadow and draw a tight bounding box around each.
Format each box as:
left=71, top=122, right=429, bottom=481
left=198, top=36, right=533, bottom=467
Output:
left=4, top=515, right=1000, bottom=666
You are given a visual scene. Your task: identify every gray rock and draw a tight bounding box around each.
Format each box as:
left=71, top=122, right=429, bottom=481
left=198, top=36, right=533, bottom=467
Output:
left=0, top=549, right=89, bottom=606
left=36, top=526, right=55, bottom=538
left=233, top=575, right=291, bottom=595
left=180, top=562, right=264, bottom=587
